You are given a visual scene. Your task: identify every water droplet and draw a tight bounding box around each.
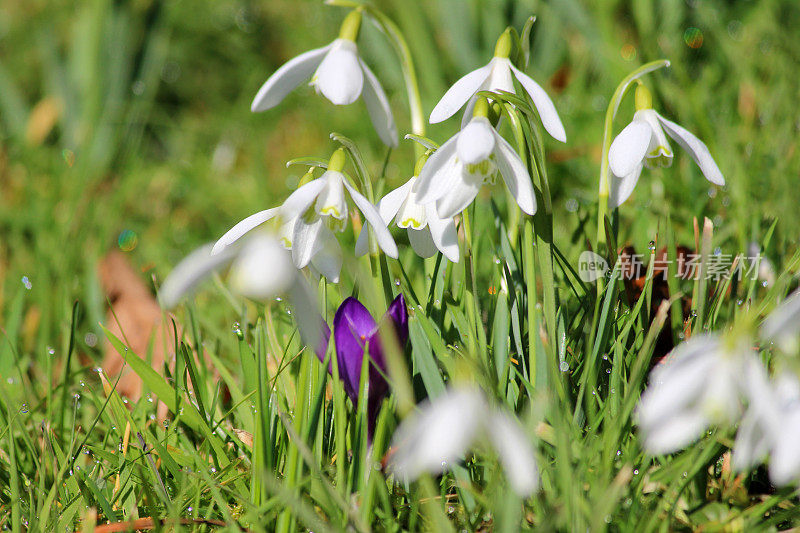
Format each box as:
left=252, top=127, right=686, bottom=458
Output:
left=20, top=403, right=28, bottom=414
left=163, top=420, right=170, bottom=429
left=559, top=361, right=569, bottom=372
left=21, top=276, right=32, bottom=290
left=232, top=322, right=243, bottom=339
left=648, top=240, right=656, bottom=252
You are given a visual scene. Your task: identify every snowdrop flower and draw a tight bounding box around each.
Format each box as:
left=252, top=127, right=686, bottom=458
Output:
left=413, top=98, right=536, bottom=219
left=211, top=198, right=342, bottom=283
left=280, top=149, right=398, bottom=271
left=429, top=29, right=566, bottom=142
left=250, top=10, right=397, bottom=146
left=159, top=232, right=320, bottom=346
left=761, top=288, right=800, bottom=353
left=389, top=385, right=539, bottom=496
left=637, top=333, right=758, bottom=455
left=608, top=84, right=725, bottom=207
left=355, top=154, right=460, bottom=262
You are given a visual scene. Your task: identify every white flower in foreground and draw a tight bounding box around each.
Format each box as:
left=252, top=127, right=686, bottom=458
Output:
left=413, top=100, right=536, bottom=219
left=211, top=205, right=342, bottom=283
left=389, top=386, right=539, bottom=496
left=637, top=334, right=757, bottom=455
left=761, top=288, right=800, bottom=353
left=733, top=370, right=800, bottom=486
left=355, top=154, right=459, bottom=262
left=250, top=11, right=397, bottom=146
left=429, top=29, right=566, bottom=143
left=279, top=149, right=398, bottom=270
left=159, top=233, right=320, bottom=346
left=608, top=84, right=725, bottom=207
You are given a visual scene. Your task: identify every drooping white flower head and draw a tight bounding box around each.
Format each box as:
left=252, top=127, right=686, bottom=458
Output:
left=413, top=99, right=536, bottom=219
left=637, top=333, right=758, bottom=455
left=210, top=202, right=342, bottom=283
left=278, top=149, right=397, bottom=272
left=355, top=154, right=460, bottom=262
left=429, top=29, right=566, bottom=143
left=250, top=11, right=397, bottom=146
left=607, top=84, right=725, bottom=207
left=389, top=385, right=539, bottom=496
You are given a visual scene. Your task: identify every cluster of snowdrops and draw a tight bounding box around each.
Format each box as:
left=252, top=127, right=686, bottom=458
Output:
left=159, top=7, right=800, bottom=495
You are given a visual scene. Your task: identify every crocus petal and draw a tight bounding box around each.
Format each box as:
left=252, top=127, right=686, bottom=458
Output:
left=608, top=163, right=643, bottom=208
left=429, top=62, right=493, bottom=124
left=333, top=297, right=379, bottom=402
left=384, top=293, right=409, bottom=347
left=426, top=210, right=460, bottom=263
left=509, top=64, right=567, bottom=143
left=359, top=58, right=398, bottom=147
left=342, top=179, right=399, bottom=258
left=313, top=40, right=363, bottom=105
left=212, top=208, right=281, bottom=255
left=760, top=289, right=800, bottom=346
left=487, top=410, right=539, bottom=496
left=608, top=120, right=652, bottom=178
left=159, top=244, right=236, bottom=309
left=655, top=112, right=725, bottom=186
left=493, top=130, right=536, bottom=215
left=407, top=228, right=438, bottom=258
left=292, top=217, right=324, bottom=269
left=435, top=168, right=482, bottom=219
left=414, top=134, right=460, bottom=204
left=229, top=234, right=295, bottom=300
left=251, top=44, right=332, bottom=112
left=457, top=117, right=496, bottom=165
left=390, top=387, right=487, bottom=481
left=282, top=178, right=328, bottom=218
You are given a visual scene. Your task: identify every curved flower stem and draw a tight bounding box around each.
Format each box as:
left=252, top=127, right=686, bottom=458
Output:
left=326, top=0, right=426, bottom=157
left=596, top=60, right=671, bottom=256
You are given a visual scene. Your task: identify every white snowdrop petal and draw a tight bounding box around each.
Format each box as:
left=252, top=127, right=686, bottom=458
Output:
left=229, top=235, right=295, bottom=300
left=457, top=118, right=496, bottom=165
left=493, top=130, right=536, bottom=215
left=429, top=62, right=493, bottom=124
left=608, top=120, right=652, bottom=178
left=292, top=217, right=325, bottom=269
left=414, top=134, right=460, bottom=204
left=435, top=169, right=482, bottom=219
left=309, top=227, right=342, bottom=283
left=768, top=411, right=800, bottom=486
left=426, top=211, right=460, bottom=263
left=656, top=111, right=725, bottom=186
left=159, top=244, right=236, bottom=309
left=359, top=59, right=398, bottom=146
left=281, top=179, right=328, bottom=218
left=212, top=208, right=281, bottom=255
left=608, top=163, right=643, bottom=208
left=313, top=40, right=364, bottom=105
left=342, top=179, right=398, bottom=258
left=509, top=64, right=567, bottom=143
left=761, top=289, right=800, bottom=346
left=643, top=411, right=710, bottom=455
left=251, top=44, right=332, bottom=112
left=407, top=227, right=438, bottom=258
left=487, top=410, right=539, bottom=496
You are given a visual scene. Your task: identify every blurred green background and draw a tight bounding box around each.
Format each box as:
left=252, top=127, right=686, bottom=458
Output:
left=1, top=0, right=798, bottom=358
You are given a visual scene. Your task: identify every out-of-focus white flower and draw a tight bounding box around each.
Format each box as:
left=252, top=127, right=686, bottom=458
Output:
left=429, top=29, right=566, bottom=143
left=250, top=11, right=397, bottom=146
left=389, top=386, right=539, bottom=496
left=761, top=288, right=800, bottom=353
left=355, top=155, right=459, bottom=262
left=211, top=205, right=342, bottom=283
left=607, top=84, right=724, bottom=207
left=735, top=371, right=800, bottom=486
left=637, top=334, right=758, bottom=455
left=160, top=232, right=320, bottom=347
left=414, top=100, right=536, bottom=219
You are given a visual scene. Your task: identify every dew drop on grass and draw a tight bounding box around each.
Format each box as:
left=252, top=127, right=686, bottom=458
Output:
left=232, top=322, right=243, bottom=339
left=21, top=276, right=32, bottom=290
left=20, top=403, right=28, bottom=414
left=394, top=278, right=401, bottom=286
left=648, top=240, right=656, bottom=251
left=47, top=346, right=55, bottom=356
left=559, top=361, right=569, bottom=372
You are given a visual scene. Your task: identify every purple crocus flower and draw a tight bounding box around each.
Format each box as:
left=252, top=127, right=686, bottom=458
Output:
left=316, top=294, right=408, bottom=440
